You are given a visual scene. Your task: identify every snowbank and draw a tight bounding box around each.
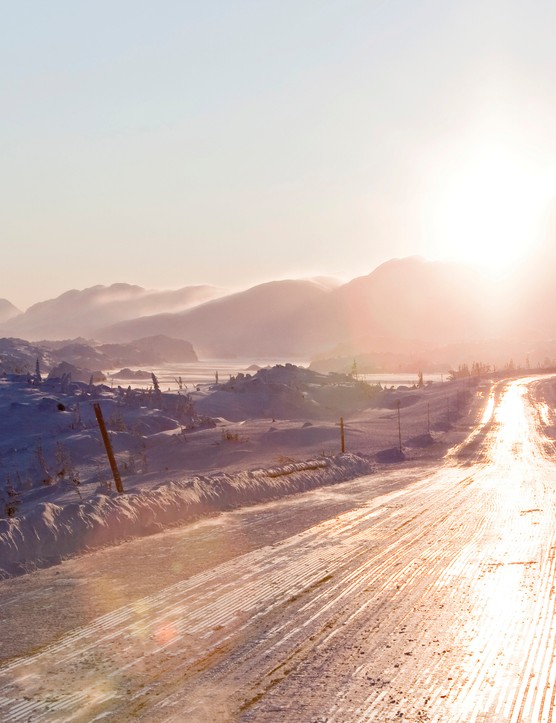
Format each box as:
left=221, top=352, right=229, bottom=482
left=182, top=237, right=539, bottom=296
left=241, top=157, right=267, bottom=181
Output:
left=0, top=453, right=374, bottom=577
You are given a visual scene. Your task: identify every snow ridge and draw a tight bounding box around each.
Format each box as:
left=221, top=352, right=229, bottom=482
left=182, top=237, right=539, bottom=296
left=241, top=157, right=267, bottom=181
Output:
left=0, top=453, right=374, bottom=577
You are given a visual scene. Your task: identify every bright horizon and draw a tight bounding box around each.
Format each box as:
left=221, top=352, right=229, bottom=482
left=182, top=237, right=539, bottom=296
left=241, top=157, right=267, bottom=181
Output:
left=3, top=1, right=556, bottom=310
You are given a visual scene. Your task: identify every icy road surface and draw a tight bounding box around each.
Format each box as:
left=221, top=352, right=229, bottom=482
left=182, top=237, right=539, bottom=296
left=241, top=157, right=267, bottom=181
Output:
left=1, top=376, right=556, bottom=721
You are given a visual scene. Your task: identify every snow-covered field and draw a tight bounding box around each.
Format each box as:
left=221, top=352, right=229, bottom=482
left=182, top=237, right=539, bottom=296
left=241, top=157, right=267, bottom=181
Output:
left=0, top=364, right=486, bottom=578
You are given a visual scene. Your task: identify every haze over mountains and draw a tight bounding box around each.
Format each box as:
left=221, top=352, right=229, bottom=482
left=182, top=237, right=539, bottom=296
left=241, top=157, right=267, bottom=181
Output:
left=1, top=255, right=555, bottom=370
left=0, top=284, right=224, bottom=341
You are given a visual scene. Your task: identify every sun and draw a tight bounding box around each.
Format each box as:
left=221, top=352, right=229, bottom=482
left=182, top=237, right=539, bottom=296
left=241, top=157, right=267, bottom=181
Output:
left=424, top=143, right=552, bottom=274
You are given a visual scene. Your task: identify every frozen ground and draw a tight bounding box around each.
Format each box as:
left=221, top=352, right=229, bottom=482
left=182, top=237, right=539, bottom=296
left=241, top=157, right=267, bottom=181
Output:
left=0, top=364, right=485, bottom=577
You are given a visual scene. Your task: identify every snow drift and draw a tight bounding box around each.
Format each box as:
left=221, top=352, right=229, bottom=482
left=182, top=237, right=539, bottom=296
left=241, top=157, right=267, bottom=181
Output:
left=0, top=453, right=374, bottom=577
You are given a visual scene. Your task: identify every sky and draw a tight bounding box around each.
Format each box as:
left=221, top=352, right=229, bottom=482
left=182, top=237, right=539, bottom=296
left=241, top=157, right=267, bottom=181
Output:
left=3, top=0, right=556, bottom=310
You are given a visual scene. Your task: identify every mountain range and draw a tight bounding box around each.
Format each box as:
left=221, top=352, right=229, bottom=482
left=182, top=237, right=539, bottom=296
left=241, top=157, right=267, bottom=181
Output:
left=0, top=283, right=224, bottom=341
left=2, top=254, right=556, bottom=370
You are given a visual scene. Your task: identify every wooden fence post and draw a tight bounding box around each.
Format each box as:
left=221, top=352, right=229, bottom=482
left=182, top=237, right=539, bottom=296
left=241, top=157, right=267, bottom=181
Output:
left=340, top=416, right=345, bottom=453
left=93, top=402, right=125, bottom=494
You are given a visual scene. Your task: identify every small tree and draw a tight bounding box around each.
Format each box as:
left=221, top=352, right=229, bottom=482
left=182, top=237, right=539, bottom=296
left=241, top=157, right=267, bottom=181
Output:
left=35, top=444, right=53, bottom=485
left=3, top=475, right=21, bottom=518
left=34, top=357, right=42, bottom=385
left=150, top=372, right=163, bottom=409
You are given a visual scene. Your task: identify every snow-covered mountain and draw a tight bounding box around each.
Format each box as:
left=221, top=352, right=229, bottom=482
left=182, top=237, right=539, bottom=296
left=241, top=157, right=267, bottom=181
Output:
left=0, top=283, right=225, bottom=341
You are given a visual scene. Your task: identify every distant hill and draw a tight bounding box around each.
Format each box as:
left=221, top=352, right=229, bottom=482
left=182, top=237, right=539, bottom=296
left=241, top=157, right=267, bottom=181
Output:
left=0, top=335, right=198, bottom=377
left=97, top=279, right=334, bottom=356
left=0, top=338, right=54, bottom=375
left=0, top=299, right=21, bottom=324
left=501, top=234, right=556, bottom=341
left=98, top=258, right=493, bottom=358
left=97, top=336, right=197, bottom=366
left=339, top=257, right=490, bottom=339
left=0, top=283, right=224, bottom=341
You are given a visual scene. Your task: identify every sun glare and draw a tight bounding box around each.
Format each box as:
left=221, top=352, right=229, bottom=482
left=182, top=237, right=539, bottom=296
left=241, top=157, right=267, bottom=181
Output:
left=425, top=144, right=553, bottom=274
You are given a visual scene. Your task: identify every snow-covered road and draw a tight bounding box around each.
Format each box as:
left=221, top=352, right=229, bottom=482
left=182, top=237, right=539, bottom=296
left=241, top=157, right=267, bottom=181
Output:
left=1, top=376, right=556, bottom=721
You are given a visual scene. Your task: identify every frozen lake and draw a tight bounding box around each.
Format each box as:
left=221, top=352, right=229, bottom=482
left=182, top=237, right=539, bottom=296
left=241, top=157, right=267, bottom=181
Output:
left=106, top=359, right=445, bottom=390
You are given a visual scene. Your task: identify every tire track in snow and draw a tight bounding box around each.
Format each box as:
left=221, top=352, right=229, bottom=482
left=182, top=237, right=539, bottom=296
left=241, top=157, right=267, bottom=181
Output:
left=216, top=377, right=556, bottom=722
left=0, top=464, right=476, bottom=721
left=318, top=378, right=556, bottom=723
left=0, top=467, right=458, bottom=717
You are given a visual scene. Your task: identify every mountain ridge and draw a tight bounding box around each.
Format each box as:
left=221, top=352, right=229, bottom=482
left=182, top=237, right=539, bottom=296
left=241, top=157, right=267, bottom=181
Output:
left=2, top=256, right=555, bottom=367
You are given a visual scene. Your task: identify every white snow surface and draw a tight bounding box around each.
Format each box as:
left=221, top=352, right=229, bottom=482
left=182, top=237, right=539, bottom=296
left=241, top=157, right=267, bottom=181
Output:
left=0, top=454, right=374, bottom=577
left=0, top=364, right=483, bottom=577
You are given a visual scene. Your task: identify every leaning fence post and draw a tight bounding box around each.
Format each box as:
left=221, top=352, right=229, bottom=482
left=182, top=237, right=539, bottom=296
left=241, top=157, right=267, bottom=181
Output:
left=93, top=402, right=125, bottom=494
left=340, top=416, right=345, bottom=453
